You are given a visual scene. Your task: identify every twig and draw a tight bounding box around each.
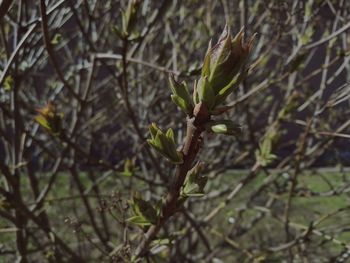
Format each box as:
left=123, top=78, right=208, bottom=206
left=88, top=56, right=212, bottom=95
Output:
left=0, top=0, right=14, bottom=21
left=134, top=104, right=209, bottom=258
left=39, top=0, right=82, bottom=102
left=283, top=119, right=312, bottom=257
left=182, top=210, right=211, bottom=252
left=305, top=21, right=350, bottom=50
left=95, top=53, right=180, bottom=76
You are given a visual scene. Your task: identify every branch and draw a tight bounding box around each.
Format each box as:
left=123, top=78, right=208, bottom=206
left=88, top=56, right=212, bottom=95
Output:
left=39, top=0, right=82, bottom=102
left=0, top=0, right=14, bottom=20
left=134, top=103, right=208, bottom=258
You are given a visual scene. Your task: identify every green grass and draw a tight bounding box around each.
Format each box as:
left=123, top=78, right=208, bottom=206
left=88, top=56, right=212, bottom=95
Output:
left=205, top=168, right=350, bottom=261
left=1, top=169, right=349, bottom=261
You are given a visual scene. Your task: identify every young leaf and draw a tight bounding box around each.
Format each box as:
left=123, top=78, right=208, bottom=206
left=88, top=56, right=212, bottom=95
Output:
left=149, top=123, right=158, bottom=139
left=34, top=115, right=51, bottom=131
left=197, top=76, right=215, bottom=110
left=201, top=40, right=212, bottom=77
left=169, top=75, right=193, bottom=115
left=132, top=196, right=158, bottom=225
left=255, top=138, right=277, bottom=167
left=182, top=162, right=207, bottom=197
left=51, top=33, right=62, bottom=45
left=214, top=70, right=246, bottom=106
left=207, top=120, right=241, bottom=136
left=158, top=132, right=182, bottom=164
left=127, top=215, right=152, bottom=226
left=193, top=79, right=200, bottom=105
left=166, top=128, right=175, bottom=143
left=4, top=75, right=13, bottom=91
left=120, top=158, right=134, bottom=177
left=171, top=95, right=188, bottom=113
left=34, top=102, right=63, bottom=135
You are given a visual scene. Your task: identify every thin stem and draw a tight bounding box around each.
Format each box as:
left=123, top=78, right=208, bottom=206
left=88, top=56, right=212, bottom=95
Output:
left=39, top=0, right=82, bottom=102
left=134, top=104, right=208, bottom=258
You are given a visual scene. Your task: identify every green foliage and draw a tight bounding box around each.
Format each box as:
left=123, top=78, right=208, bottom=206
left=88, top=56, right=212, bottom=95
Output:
left=206, top=120, right=241, bottom=136
left=255, top=137, right=277, bottom=167
left=169, top=75, right=193, bottom=115
left=193, top=26, right=254, bottom=111
left=4, top=75, right=13, bottom=91
left=119, top=158, right=137, bottom=177
left=128, top=194, right=159, bottom=226
left=51, top=33, right=62, bottom=45
left=114, top=0, right=142, bottom=40
left=181, top=162, right=207, bottom=197
left=122, top=0, right=141, bottom=35
left=34, top=102, right=63, bottom=135
left=147, top=123, right=183, bottom=164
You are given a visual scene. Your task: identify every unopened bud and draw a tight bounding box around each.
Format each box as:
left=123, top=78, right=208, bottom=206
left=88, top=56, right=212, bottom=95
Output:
left=195, top=25, right=255, bottom=110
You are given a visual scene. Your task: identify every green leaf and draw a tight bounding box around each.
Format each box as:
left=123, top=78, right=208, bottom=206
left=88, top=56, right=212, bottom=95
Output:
left=148, top=138, right=182, bottom=164
left=201, top=40, right=212, bottom=77
left=169, top=76, right=193, bottom=114
left=208, top=26, right=231, bottom=77
left=148, top=124, right=183, bottom=164
left=151, top=238, right=171, bottom=247
left=148, top=137, right=163, bottom=153
left=132, top=196, right=158, bottom=225
left=121, top=10, right=128, bottom=34
left=261, top=138, right=272, bottom=155
left=166, top=128, right=175, bottom=142
left=51, top=33, right=62, bottom=45
left=34, top=115, right=51, bottom=131
left=34, top=102, right=62, bottom=135
left=214, top=71, right=246, bottom=106
left=197, top=76, right=215, bottom=110
left=182, top=162, right=207, bottom=197
left=211, top=124, right=227, bottom=133
left=149, top=123, right=158, bottom=139
left=121, top=0, right=141, bottom=35
left=121, top=158, right=134, bottom=177
left=255, top=138, right=277, bottom=167
left=4, top=75, right=13, bottom=91
left=171, top=95, right=188, bottom=113
left=127, top=215, right=152, bottom=226
left=193, top=79, right=200, bottom=105
left=158, top=132, right=181, bottom=163
left=207, top=120, right=241, bottom=136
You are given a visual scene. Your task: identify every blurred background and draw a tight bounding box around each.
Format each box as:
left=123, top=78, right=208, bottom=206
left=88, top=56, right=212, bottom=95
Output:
left=0, top=0, right=350, bottom=262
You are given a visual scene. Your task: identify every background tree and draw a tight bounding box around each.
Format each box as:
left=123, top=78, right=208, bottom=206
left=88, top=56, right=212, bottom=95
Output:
left=0, top=0, right=350, bottom=262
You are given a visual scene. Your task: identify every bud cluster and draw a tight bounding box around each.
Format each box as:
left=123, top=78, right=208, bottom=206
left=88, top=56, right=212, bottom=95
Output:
left=147, top=123, right=183, bottom=164
left=167, top=25, right=254, bottom=135
left=194, top=26, right=254, bottom=111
